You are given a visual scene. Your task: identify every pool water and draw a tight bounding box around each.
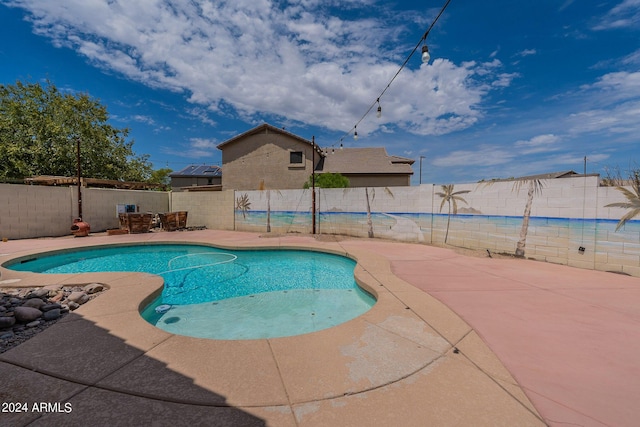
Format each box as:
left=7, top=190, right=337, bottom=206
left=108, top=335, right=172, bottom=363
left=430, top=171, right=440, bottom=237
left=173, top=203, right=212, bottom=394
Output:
left=8, top=244, right=375, bottom=339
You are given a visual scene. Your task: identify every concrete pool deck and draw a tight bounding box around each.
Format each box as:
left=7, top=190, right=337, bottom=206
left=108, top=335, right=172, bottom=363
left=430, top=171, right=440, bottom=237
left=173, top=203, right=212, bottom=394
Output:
left=0, top=230, right=638, bottom=426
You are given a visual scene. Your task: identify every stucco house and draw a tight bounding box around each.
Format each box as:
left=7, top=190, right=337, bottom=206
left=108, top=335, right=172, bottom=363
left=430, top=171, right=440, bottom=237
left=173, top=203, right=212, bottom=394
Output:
left=169, top=165, right=222, bottom=192
left=216, top=123, right=414, bottom=190
left=216, top=123, right=321, bottom=191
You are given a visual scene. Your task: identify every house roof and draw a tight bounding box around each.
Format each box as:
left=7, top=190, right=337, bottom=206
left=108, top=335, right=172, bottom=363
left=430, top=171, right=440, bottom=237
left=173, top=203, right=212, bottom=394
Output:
left=169, top=165, right=222, bottom=178
left=216, top=123, right=322, bottom=154
left=516, top=170, right=580, bottom=180
left=486, top=170, right=599, bottom=183
left=320, top=148, right=414, bottom=175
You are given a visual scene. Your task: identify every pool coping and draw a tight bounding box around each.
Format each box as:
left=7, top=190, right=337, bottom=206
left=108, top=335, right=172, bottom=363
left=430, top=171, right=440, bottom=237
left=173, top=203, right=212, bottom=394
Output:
left=0, top=230, right=545, bottom=426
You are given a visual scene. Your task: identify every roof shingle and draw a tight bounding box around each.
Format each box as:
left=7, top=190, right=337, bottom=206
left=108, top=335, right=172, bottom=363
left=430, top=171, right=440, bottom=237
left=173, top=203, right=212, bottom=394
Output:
left=320, top=147, right=414, bottom=175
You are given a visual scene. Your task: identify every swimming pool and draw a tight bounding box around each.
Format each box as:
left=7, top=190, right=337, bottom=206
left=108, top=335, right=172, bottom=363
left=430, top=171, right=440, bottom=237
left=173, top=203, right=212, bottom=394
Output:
left=7, top=244, right=376, bottom=339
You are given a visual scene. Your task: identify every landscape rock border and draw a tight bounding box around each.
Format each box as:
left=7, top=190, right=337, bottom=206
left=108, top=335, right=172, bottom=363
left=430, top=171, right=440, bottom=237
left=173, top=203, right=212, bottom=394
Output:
left=0, top=283, right=107, bottom=353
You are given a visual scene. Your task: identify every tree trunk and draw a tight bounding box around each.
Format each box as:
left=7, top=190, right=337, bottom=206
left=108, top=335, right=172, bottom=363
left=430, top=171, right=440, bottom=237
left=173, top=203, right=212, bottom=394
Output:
left=516, top=181, right=534, bottom=257
left=444, top=201, right=451, bottom=243
left=266, top=190, right=271, bottom=233
left=365, top=187, right=374, bottom=238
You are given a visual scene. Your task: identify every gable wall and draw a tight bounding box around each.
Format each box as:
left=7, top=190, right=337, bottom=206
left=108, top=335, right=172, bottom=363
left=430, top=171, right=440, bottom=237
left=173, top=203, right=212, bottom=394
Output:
left=221, top=131, right=318, bottom=190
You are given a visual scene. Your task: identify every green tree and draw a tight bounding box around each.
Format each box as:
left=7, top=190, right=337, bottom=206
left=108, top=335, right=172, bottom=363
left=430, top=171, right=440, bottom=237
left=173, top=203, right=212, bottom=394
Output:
left=436, top=184, right=470, bottom=244
left=0, top=80, right=152, bottom=181
left=148, top=168, right=173, bottom=185
left=303, top=173, right=349, bottom=188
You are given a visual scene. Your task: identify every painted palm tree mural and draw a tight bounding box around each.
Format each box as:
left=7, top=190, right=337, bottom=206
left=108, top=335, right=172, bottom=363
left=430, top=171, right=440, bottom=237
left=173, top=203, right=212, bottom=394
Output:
left=480, top=178, right=544, bottom=257
left=364, top=187, right=394, bottom=238
left=436, top=184, right=470, bottom=244
left=236, top=193, right=251, bottom=219
left=513, top=179, right=544, bottom=257
left=259, top=180, right=281, bottom=233
left=263, top=189, right=283, bottom=232
left=605, top=180, right=640, bottom=231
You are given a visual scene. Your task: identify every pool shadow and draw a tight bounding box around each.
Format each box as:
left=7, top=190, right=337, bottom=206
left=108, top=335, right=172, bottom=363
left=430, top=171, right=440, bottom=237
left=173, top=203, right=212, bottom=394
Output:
left=0, top=312, right=271, bottom=426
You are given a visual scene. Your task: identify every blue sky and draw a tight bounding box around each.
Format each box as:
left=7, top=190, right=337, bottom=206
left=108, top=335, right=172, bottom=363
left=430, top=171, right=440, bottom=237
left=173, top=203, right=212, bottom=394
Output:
left=1, top=0, right=639, bottom=185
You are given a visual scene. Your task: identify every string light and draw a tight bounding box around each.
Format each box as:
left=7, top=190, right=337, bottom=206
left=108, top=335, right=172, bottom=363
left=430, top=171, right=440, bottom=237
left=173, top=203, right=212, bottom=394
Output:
left=331, top=0, right=452, bottom=147
left=421, top=45, right=430, bottom=63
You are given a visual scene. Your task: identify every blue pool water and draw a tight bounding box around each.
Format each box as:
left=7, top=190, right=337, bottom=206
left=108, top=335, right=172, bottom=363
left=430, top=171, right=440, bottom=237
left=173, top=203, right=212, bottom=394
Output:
left=7, top=244, right=375, bottom=339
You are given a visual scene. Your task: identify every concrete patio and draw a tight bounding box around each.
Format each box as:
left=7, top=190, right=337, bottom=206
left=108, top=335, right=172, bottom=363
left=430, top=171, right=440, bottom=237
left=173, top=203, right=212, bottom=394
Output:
left=0, top=230, right=638, bottom=426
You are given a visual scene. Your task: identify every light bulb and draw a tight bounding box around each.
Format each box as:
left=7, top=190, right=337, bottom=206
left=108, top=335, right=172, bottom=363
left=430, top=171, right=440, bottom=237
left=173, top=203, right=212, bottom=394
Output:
left=354, top=131, right=358, bottom=140
left=376, top=105, right=382, bottom=118
left=421, top=45, right=430, bottom=63
left=340, top=142, right=343, bottom=150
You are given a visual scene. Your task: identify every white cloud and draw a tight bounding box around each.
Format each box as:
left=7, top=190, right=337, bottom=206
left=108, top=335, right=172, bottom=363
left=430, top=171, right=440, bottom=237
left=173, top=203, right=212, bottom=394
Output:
left=567, top=100, right=640, bottom=135
left=432, top=145, right=514, bottom=167
left=161, top=137, right=218, bottom=158
left=186, top=107, right=217, bottom=126
left=6, top=0, right=513, bottom=137
left=582, top=71, right=640, bottom=102
left=518, top=49, right=537, bottom=57
left=593, top=0, right=640, bottom=30
left=514, top=134, right=561, bottom=154
left=567, top=71, right=640, bottom=137
left=621, top=49, right=640, bottom=66
left=131, top=115, right=155, bottom=125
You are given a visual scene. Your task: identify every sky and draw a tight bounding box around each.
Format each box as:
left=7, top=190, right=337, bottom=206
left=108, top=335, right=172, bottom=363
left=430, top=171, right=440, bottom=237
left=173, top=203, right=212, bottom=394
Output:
left=1, top=0, right=639, bottom=185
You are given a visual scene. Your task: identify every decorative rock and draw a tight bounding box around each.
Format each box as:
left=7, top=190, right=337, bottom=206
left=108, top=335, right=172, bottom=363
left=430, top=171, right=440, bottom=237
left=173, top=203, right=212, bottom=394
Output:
left=84, top=283, right=105, bottom=294
left=41, top=303, right=62, bottom=312
left=68, top=291, right=87, bottom=303
left=14, top=306, right=43, bottom=323
left=17, top=289, right=31, bottom=298
left=1, top=283, right=106, bottom=353
left=0, top=316, right=16, bottom=329
left=26, top=320, right=41, bottom=328
left=22, top=298, right=46, bottom=309
left=77, top=294, right=90, bottom=305
left=27, top=288, right=49, bottom=299
left=43, top=309, right=61, bottom=321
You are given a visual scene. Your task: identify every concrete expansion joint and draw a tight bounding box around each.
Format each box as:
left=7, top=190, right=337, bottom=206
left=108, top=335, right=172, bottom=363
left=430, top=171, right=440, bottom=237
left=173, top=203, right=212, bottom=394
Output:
left=447, top=333, right=545, bottom=424
left=1, top=357, right=289, bottom=410
left=265, top=338, right=294, bottom=410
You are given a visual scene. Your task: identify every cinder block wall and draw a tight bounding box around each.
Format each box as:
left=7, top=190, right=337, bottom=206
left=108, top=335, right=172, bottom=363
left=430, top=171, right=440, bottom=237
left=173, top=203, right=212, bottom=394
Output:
left=81, top=188, right=170, bottom=232
left=232, top=189, right=313, bottom=234
left=171, top=190, right=235, bottom=231
left=0, top=184, right=73, bottom=239
left=2, top=178, right=639, bottom=276
left=596, top=186, right=640, bottom=277
left=232, top=178, right=639, bottom=276
left=0, top=184, right=170, bottom=239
